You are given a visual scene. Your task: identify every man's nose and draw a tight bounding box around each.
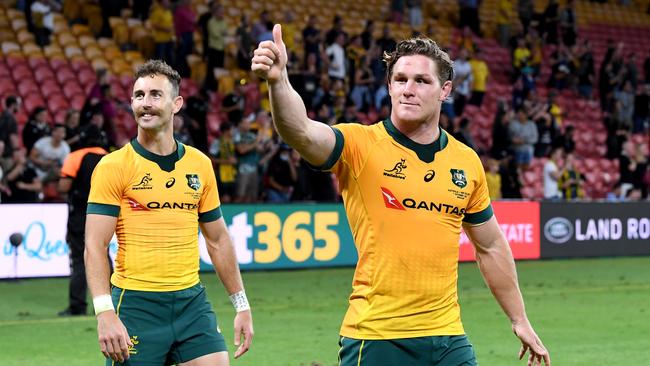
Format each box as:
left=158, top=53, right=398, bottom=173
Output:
left=403, top=80, right=416, bottom=96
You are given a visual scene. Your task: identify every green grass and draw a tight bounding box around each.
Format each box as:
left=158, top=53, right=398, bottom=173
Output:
left=1, top=257, right=650, bottom=365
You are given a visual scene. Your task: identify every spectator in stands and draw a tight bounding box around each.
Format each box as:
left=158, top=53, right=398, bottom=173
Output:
left=222, top=80, right=246, bottom=124
left=624, top=52, right=639, bottom=90
left=606, top=182, right=625, bottom=202
left=63, top=109, right=83, bottom=151
left=491, top=100, right=513, bottom=159
left=30, top=0, right=61, bottom=46
left=1, top=148, right=42, bottom=203
left=22, top=106, right=51, bottom=154
left=209, top=122, right=237, bottom=203
left=150, top=0, right=175, bottom=67
left=0, top=142, right=8, bottom=200
left=204, top=3, right=227, bottom=91
left=453, top=117, right=477, bottom=151
left=458, top=0, right=481, bottom=36
left=577, top=40, right=596, bottom=99
left=485, top=158, right=502, bottom=200
left=547, top=91, right=563, bottom=126
left=132, top=0, right=152, bottom=20
left=360, top=20, right=375, bottom=50
left=541, top=0, right=560, bottom=45
left=302, top=15, right=322, bottom=68
left=500, top=155, right=522, bottom=198
left=543, top=147, right=563, bottom=200
left=456, top=26, right=477, bottom=53
left=350, top=56, right=375, bottom=113
left=605, top=116, right=629, bottom=159
left=468, top=49, right=489, bottom=107
left=172, top=114, right=193, bottom=146
left=619, top=141, right=648, bottom=198
left=559, top=0, right=577, bottom=47
left=173, top=0, right=196, bottom=78
left=453, top=48, right=473, bottom=116
left=614, top=81, right=636, bottom=130
left=265, top=144, right=299, bottom=203
left=184, top=88, right=210, bottom=154
left=390, top=0, right=405, bottom=24
left=0, top=96, right=21, bottom=158
left=633, top=83, right=649, bottom=133
left=547, top=45, right=574, bottom=90
left=496, top=0, right=514, bottom=47
left=517, top=0, right=534, bottom=33
left=81, top=69, right=110, bottom=126
left=554, top=124, right=575, bottom=154
left=252, top=10, right=270, bottom=43
left=376, top=24, right=397, bottom=56
left=326, top=33, right=347, bottom=82
left=234, top=115, right=262, bottom=203
left=509, top=107, right=538, bottom=168
left=236, top=15, right=254, bottom=71
left=534, top=109, right=558, bottom=158
left=558, top=153, right=584, bottom=200
left=81, top=108, right=111, bottom=150
left=30, top=123, right=70, bottom=183
left=407, top=0, right=423, bottom=28
left=625, top=187, right=643, bottom=201
left=512, top=37, right=531, bottom=78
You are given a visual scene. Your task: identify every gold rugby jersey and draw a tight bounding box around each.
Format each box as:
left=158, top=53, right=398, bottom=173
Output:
left=320, top=119, right=493, bottom=339
left=87, top=139, right=221, bottom=291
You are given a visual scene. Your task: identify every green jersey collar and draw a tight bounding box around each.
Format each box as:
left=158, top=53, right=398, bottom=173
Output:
left=382, top=118, right=448, bottom=163
left=131, top=138, right=186, bottom=172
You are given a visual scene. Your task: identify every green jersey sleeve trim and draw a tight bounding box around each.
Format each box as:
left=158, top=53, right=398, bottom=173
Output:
left=87, top=203, right=120, bottom=217
left=310, top=126, right=344, bottom=171
left=199, top=206, right=223, bottom=222
left=463, top=204, right=494, bottom=225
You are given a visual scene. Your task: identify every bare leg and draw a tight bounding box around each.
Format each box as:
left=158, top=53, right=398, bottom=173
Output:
left=178, top=351, right=229, bottom=366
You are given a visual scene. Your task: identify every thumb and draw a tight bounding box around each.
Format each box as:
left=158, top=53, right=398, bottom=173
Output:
left=273, top=24, right=284, bottom=48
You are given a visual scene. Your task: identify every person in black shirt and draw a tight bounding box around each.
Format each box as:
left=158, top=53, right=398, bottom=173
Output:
left=184, top=88, right=210, bottom=153
left=2, top=148, right=42, bottom=203
left=0, top=95, right=21, bottom=158
left=22, top=106, right=51, bottom=154
left=57, top=126, right=108, bottom=316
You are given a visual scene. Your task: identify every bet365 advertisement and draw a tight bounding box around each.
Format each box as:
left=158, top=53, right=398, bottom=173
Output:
left=0, top=202, right=547, bottom=279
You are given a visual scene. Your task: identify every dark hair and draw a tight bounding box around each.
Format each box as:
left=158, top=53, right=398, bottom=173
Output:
left=53, top=123, right=66, bottom=129
left=134, top=60, right=181, bottom=97
left=64, top=108, right=79, bottom=123
left=5, top=95, right=19, bottom=108
left=383, top=37, right=454, bottom=85
left=220, top=121, right=233, bottom=132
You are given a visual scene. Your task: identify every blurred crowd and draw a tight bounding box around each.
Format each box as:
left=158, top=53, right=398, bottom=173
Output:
left=0, top=0, right=648, bottom=204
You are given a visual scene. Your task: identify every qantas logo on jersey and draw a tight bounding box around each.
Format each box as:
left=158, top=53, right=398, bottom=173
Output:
left=381, top=187, right=406, bottom=210
left=380, top=187, right=466, bottom=216
left=146, top=201, right=198, bottom=210
left=128, top=198, right=150, bottom=211
left=383, top=159, right=407, bottom=179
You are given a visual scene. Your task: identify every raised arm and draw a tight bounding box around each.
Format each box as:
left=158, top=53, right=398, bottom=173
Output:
left=85, top=214, right=132, bottom=363
left=200, top=218, right=254, bottom=359
left=251, top=24, right=336, bottom=167
left=463, top=216, right=551, bottom=366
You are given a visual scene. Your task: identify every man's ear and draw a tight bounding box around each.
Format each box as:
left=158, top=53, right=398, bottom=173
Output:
left=173, top=95, right=184, bottom=114
left=439, top=80, right=453, bottom=101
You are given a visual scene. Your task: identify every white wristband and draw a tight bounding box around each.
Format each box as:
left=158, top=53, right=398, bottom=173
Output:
left=229, top=290, right=250, bottom=312
left=93, top=295, right=115, bottom=315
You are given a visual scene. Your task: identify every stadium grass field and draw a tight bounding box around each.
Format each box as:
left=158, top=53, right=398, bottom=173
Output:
left=1, top=257, right=649, bottom=366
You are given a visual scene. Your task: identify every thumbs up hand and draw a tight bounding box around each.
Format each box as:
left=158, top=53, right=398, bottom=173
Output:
left=251, top=24, right=288, bottom=84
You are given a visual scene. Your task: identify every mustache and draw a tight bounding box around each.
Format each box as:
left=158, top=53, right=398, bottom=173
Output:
left=135, top=109, right=161, bottom=117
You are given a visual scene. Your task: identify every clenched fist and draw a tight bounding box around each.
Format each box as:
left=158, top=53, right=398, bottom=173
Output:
left=251, top=24, right=288, bottom=84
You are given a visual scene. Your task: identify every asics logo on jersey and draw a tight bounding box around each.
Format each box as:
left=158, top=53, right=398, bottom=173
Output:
left=424, top=170, right=435, bottom=182
left=166, top=177, right=176, bottom=188
left=133, top=173, right=153, bottom=190
left=380, top=187, right=405, bottom=210
left=380, top=187, right=466, bottom=216
left=383, top=159, right=407, bottom=179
